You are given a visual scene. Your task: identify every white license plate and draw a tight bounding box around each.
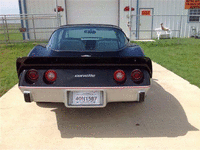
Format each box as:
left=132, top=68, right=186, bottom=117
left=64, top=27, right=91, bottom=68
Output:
left=71, top=91, right=101, bottom=105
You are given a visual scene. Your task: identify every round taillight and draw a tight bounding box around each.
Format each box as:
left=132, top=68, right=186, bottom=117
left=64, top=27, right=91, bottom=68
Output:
left=131, top=69, right=143, bottom=82
left=45, top=70, right=57, bottom=83
left=27, top=69, right=39, bottom=81
left=114, top=70, right=126, bottom=83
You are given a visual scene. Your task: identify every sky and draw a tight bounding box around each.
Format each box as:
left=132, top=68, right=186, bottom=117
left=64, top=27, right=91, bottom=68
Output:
left=0, top=0, right=19, bottom=15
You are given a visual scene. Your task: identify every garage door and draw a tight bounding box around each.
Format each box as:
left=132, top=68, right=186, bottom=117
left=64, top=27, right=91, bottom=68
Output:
left=66, top=0, right=118, bottom=25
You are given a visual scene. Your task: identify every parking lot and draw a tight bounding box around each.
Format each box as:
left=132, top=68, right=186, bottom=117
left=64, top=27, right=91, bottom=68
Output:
left=1, top=62, right=200, bottom=149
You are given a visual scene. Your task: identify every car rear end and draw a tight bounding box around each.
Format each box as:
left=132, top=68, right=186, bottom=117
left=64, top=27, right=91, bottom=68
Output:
left=17, top=57, right=152, bottom=108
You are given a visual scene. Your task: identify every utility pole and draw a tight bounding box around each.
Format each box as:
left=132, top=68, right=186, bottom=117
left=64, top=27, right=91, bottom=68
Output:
left=129, top=0, right=132, bottom=40
left=56, top=0, right=59, bottom=27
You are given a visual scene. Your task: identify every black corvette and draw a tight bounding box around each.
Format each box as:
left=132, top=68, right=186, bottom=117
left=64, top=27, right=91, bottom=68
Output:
left=17, top=24, right=152, bottom=108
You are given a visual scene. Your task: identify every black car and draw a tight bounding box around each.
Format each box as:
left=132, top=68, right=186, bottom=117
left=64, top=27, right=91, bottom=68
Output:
left=17, top=24, right=152, bottom=108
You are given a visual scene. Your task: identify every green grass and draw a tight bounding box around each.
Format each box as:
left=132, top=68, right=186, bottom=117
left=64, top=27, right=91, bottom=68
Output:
left=0, top=42, right=41, bottom=97
left=133, top=38, right=200, bottom=88
left=0, top=38, right=199, bottom=97
left=0, top=33, right=23, bottom=42
left=0, top=23, right=23, bottom=42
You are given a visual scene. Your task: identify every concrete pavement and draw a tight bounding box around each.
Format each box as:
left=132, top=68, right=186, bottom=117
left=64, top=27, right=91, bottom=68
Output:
left=1, top=62, right=200, bottom=149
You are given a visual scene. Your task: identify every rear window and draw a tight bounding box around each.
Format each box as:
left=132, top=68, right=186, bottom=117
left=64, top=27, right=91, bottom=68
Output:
left=47, top=27, right=128, bottom=51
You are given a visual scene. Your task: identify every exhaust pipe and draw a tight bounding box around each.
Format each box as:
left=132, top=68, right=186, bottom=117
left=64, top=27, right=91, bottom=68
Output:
left=138, top=91, right=145, bottom=103
left=24, top=91, right=32, bottom=102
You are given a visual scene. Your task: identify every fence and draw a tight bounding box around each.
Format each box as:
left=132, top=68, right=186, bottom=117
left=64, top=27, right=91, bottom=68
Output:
left=0, top=14, right=200, bottom=43
left=130, top=15, right=200, bottom=40
left=0, top=14, right=61, bottom=43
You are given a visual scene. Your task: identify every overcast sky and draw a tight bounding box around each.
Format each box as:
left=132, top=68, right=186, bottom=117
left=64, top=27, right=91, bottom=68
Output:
left=0, top=0, right=19, bottom=15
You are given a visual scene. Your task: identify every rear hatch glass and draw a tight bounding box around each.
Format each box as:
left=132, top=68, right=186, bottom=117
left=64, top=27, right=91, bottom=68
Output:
left=47, top=27, right=129, bottom=52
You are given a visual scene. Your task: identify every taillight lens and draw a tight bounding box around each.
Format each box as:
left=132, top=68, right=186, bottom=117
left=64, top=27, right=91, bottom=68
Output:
left=131, top=69, right=143, bottom=82
left=44, top=70, right=57, bottom=83
left=26, top=69, right=39, bottom=81
left=114, top=70, right=126, bottom=83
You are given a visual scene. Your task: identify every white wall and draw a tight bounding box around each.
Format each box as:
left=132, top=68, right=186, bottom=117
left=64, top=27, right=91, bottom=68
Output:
left=20, top=0, right=67, bottom=40
left=66, top=0, right=118, bottom=25
left=119, top=0, right=200, bottom=40
left=20, top=0, right=200, bottom=40
left=25, top=0, right=66, bottom=24
left=119, top=0, right=136, bottom=39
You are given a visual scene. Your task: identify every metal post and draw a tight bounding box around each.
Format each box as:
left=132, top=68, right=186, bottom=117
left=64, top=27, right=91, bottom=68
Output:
left=64, top=0, right=68, bottom=24
left=2, top=17, right=7, bottom=44
left=184, top=21, right=187, bottom=38
left=19, top=0, right=25, bottom=40
left=59, top=14, right=62, bottom=26
left=136, top=0, right=139, bottom=40
left=23, top=0, right=30, bottom=40
left=188, top=25, right=191, bottom=38
left=56, top=0, right=59, bottom=27
left=176, top=22, right=179, bottom=38
left=179, top=15, right=182, bottom=38
left=129, top=0, right=132, bottom=40
left=4, top=15, right=10, bottom=43
left=118, top=0, right=120, bottom=27
left=151, top=9, right=154, bottom=39
left=32, top=15, right=36, bottom=42
left=173, top=16, right=175, bottom=38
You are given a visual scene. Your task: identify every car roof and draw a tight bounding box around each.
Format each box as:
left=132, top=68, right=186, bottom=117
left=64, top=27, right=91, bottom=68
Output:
left=59, top=24, right=122, bottom=30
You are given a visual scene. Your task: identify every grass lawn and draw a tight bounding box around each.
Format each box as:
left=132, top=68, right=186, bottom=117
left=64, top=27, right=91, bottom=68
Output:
left=0, top=23, right=23, bottom=42
left=133, top=38, right=200, bottom=88
left=0, top=42, right=43, bottom=97
left=0, top=38, right=199, bottom=97
left=0, top=33, right=23, bottom=42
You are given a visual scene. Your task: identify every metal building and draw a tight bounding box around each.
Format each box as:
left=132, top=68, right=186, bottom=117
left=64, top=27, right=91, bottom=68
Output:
left=19, top=0, right=200, bottom=40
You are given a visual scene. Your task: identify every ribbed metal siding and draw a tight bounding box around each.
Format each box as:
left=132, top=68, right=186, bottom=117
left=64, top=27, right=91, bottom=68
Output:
left=19, top=0, right=200, bottom=40
left=139, top=0, right=188, bottom=15
left=66, top=0, right=118, bottom=25
left=129, top=0, right=200, bottom=39
left=24, top=0, right=66, bottom=40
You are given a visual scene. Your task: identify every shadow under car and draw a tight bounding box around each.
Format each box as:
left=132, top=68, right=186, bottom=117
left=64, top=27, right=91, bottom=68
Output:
left=37, top=80, right=198, bottom=138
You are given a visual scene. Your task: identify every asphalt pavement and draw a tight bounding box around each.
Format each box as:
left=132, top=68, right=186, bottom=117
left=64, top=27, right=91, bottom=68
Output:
left=1, top=62, right=200, bottom=149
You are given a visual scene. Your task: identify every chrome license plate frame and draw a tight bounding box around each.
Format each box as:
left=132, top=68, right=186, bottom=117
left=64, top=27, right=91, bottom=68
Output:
left=66, top=90, right=105, bottom=107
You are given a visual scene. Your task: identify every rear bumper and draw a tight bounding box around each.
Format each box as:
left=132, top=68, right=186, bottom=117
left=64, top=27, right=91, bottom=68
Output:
left=19, top=86, right=150, bottom=108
